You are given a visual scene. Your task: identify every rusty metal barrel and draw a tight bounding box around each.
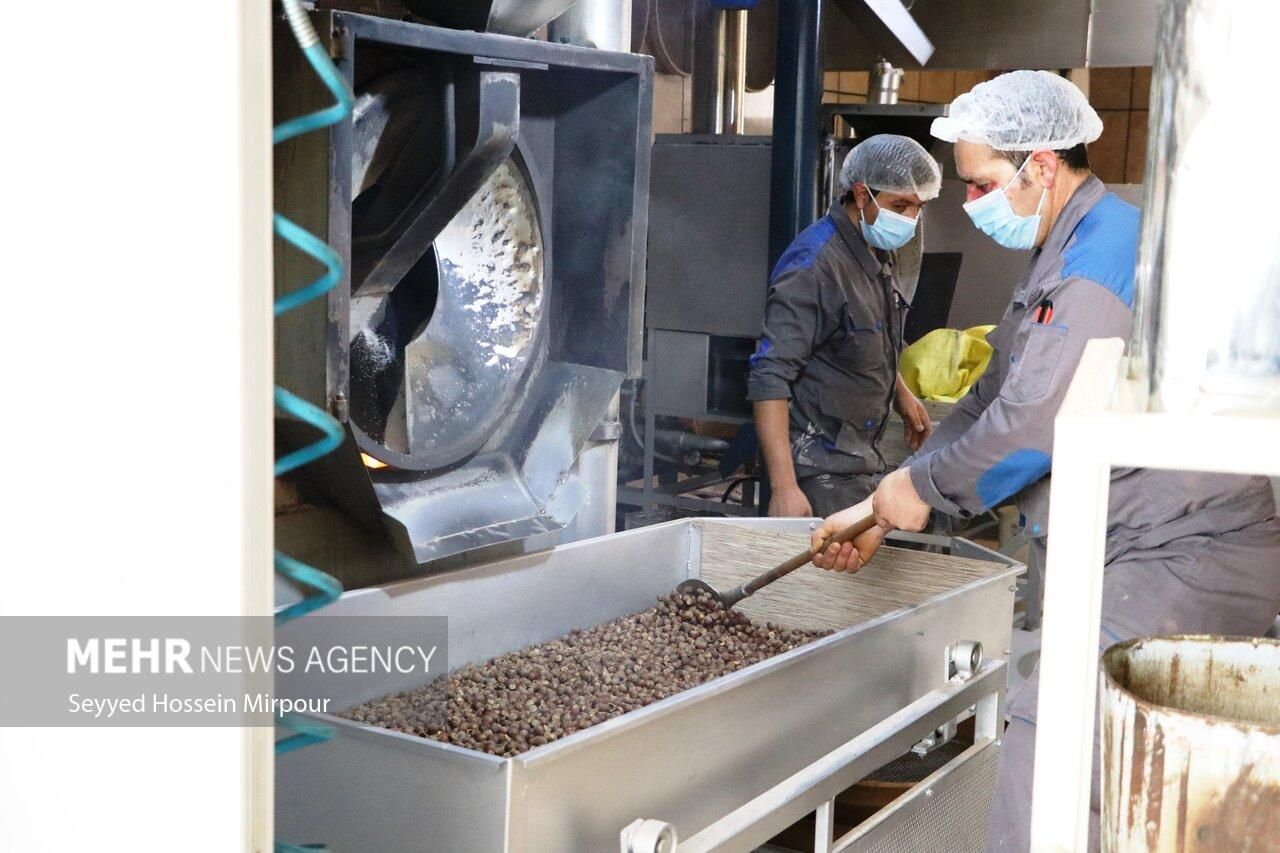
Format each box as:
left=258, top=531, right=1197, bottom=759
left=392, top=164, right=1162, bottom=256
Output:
left=1101, top=635, right=1280, bottom=852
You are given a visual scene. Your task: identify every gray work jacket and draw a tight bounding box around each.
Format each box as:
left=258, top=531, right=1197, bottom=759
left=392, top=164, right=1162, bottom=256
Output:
left=906, top=176, right=1276, bottom=557
left=747, top=202, right=908, bottom=477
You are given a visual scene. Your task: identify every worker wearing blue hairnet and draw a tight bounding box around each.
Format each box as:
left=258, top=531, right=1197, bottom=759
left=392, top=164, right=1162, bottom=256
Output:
left=748, top=134, right=941, bottom=517
left=810, top=71, right=1280, bottom=851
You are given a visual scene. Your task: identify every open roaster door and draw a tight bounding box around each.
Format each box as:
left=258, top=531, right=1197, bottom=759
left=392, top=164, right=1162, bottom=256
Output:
left=274, top=14, right=653, bottom=564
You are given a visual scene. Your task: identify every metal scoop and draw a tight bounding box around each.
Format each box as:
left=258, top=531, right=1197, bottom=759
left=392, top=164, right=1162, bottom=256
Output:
left=677, top=498, right=878, bottom=609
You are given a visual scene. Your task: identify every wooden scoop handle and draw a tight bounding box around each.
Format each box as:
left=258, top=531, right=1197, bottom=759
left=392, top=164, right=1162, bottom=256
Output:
left=731, top=498, right=877, bottom=603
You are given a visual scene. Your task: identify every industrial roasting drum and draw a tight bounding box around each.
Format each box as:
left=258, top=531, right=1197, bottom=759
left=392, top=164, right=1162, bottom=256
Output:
left=347, top=73, right=547, bottom=472
left=273, top=14, right=652, bottom=564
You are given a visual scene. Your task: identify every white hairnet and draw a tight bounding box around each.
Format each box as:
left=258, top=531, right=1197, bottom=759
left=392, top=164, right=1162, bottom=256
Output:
left=839, top=134, right=942, bottom=201
left=931, top=70, right=1103, bottom=151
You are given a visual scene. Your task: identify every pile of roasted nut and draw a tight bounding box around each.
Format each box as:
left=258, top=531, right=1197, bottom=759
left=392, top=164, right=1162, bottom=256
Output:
left=340, top=588, right=830, bottom=756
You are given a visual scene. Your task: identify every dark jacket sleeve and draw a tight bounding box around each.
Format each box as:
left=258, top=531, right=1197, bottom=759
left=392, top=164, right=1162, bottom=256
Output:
left=746, top=265, right=844, bottom=402
left=906, top=277, right=1131, bottom=516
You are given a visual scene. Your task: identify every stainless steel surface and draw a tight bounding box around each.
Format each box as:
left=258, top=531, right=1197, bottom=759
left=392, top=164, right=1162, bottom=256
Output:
left=560, top=395, right=622, bottom=544
left=827, top=0, right=1155, bottom=69
left=831, top=0, right=934, bottom=67
left=351, top=70, right=519, bottom=315
left=821, top=135, right=851, bottom=214
left=826, top=0, right=1089, bottom=70
left=646, top=135, right=771, bottom=339
left=674, top=577, right=723, bottom=599
left=867, top=60, right=903, bottom=105
left=1128, top=0, right=1280, bottom=415
left=405, top=0, right=580, bottom=36
left=547, top=0, right=633, bottom=51
left=276, top=518, right=1020, bottom=852
left=638, top=661, right=1004, bottom=852
left=373, top=360, right=624, bottom=562
left=273, top=14, right=653, bottom=564
left=690, top=3, right=726, bottom=134
left=1088, top=0, right=1159, bottom=68
left=844, top=739, right=1000, bottom=852
left=722, top=9, right=748, bottom=134
left=398, top=157, right=545, bottom=462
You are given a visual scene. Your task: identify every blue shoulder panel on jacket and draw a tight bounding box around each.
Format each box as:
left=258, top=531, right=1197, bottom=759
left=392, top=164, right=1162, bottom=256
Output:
left=770, top=216, right=837, bottom=281
left=976, top=448, right=1052, bottom=509
left=1061, top=193, right=1140, bottom=309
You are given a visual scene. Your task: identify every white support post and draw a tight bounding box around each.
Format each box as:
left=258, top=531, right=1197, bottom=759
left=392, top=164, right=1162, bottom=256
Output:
left=814, top=799, right=835, bottom=853
left=1028, top=404, right=1118, bottom=846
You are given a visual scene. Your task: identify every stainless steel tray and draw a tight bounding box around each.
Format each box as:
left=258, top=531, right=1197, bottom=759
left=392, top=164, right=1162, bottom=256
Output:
left=276, top=518, right=1021, bottom=852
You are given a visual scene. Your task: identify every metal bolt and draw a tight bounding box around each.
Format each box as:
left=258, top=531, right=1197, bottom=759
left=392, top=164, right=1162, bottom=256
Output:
left=1003, top=649, right=1012, bottom=656
left=925, top=788, right=934, bottom=798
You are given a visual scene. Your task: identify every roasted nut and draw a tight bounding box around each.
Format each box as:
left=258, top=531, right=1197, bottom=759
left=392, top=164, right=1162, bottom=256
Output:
left=339, top=589, right=830, bottom=757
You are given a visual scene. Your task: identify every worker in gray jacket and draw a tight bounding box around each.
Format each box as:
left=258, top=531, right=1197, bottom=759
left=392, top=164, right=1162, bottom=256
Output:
left=809, top=71, right=1280, bottom=851
left=749, top=135, right=940, bottom=518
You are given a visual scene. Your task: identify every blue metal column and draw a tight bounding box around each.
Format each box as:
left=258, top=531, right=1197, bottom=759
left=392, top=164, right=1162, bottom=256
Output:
left=767, top=0, right=823, bottom=270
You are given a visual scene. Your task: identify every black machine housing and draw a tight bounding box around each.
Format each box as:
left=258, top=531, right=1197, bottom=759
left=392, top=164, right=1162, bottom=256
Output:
left=274, top=11, right=653, bottom=564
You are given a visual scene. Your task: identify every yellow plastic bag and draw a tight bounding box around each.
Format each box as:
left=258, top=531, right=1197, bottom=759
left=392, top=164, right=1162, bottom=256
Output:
left=899, top=325, right=996, bottom=402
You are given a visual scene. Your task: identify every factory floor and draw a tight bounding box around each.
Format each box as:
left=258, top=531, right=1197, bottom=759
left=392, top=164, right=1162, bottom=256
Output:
left=1007, top=624, right=1041, bottom=701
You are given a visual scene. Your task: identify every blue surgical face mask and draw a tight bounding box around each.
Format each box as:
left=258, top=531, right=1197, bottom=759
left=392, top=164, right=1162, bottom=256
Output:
left=859, top=194, right=919, bottom=251
left=963, top=157, right=1047, bottom=250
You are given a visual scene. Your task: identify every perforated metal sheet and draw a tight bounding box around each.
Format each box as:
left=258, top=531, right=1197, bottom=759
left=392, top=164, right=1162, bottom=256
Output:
left=847, top=743, right=999, bottom=853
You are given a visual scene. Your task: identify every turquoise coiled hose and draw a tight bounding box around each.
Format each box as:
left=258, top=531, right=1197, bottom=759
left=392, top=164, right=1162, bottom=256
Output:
left=274, top=1, right=354, bottom=850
